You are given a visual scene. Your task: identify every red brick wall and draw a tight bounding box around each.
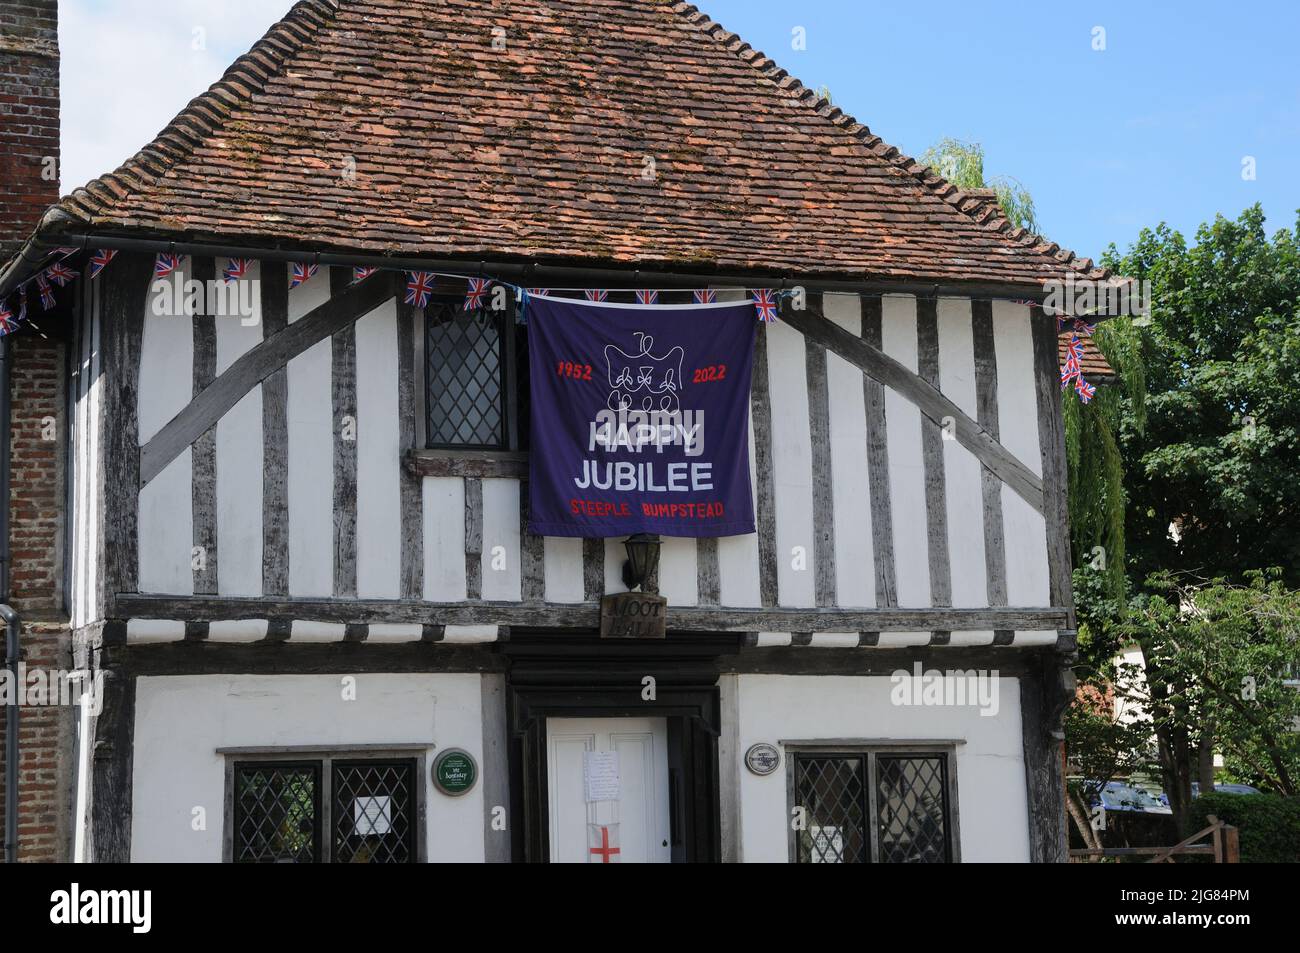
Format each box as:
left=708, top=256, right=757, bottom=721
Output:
left=0, top=333, right=72, bottom=863
left=0, top=0, right=60, bottom=259
left=0, top=0, right=68, bottom=862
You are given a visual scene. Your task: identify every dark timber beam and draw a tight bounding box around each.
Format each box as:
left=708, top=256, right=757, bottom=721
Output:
left=138, top=271, right=398, bottom=486
left=89, top=658, right=135, bottom=863
left=113, top=593, right=1070, bottom=632
left=780, top=304, right=1045, bottom=516
left=100, top=252, right=153, bottom=603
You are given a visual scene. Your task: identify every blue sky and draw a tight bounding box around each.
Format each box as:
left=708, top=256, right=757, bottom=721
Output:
left=699, top=0, right=1298, bottom=260
left=62, top=1, right=1298, bottom=262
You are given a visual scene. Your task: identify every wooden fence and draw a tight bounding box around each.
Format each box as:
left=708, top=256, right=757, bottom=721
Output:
left=1069, top=815, right=1240, bottom=863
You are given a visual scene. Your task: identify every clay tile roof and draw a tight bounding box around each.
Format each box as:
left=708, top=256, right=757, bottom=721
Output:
left=41, top=0, right=1117, bottom=288
left=1059, top=333, right=1116, bottom=380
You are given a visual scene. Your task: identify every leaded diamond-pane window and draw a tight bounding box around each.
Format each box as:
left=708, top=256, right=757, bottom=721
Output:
left=792, top=749, right=956, bottom=863
left=332, top=760, right=417, bottom=864
left=794, top=755, right=868, bottom=863
left=424, top=298, right=529, bottom=450
left=876, top=755, right=951, bottom=863
left=231, top=756, right=419, bottom=863
left=234, top=762, right=321, bottom=863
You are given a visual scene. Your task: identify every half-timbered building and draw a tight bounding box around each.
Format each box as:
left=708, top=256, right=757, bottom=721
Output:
left=0, top=0, right=1113, bottom=862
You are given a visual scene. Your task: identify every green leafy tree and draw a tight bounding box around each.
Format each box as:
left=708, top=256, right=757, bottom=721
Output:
left=1101, top=205, right=1300, bottom=585
left=1118, top=572, right=1300, bottom=833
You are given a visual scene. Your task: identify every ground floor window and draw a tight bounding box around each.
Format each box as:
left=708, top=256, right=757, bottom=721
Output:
left=231, top=756, right=419, bottom=863
left=789, top=747, right=957, bottom=863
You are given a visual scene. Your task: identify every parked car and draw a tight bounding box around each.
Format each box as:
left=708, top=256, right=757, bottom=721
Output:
left=1157, top=782, right=1262, bottom=806
left=1088, top=781, right=1173, bottom=815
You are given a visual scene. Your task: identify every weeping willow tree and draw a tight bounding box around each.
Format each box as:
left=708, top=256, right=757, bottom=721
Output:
left=919, top=137, right=1038, bottom=234
left=1063, top=317, right=1145, bottom=598
left=921, top=138, right=1146, bottom=600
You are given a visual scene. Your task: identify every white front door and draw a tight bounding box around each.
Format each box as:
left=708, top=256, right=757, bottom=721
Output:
left=546, top=716, right=671, bottom=863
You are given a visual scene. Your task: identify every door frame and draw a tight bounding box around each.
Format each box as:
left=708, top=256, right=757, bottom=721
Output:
left=502, top=631, right=738, bottom=863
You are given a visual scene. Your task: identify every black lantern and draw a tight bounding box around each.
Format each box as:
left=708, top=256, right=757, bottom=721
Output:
left=621, top=533, right=661, bottom=591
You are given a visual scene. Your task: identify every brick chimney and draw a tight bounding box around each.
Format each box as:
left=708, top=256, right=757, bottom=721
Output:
left=0, top=0, right=60, bottom=259
left=0, top=0, right=70, bottom=863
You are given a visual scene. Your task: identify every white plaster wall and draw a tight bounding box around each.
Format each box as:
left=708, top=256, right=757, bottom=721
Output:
left=355, top=300, right=402, bottom=598
left=881, top=295, right=931, bottom=607
left=422, top=476, right=466, bottom=601
left=130, top=673, right=486, bottom=863
left=734, top=674, right=1031, bottom=863
left=215, top=281, right=265, bottom=597
left=935, top=298, right=989, bottom=608
left=543, top=536, right=585, bottom=603
left=656, top=536, right=698, bottom=606
left=138, top=451, right=193, bottom=594
left=480, top=477, right=521, bottom=601
left=992, top=302, right=1051, bottom=606
left=766, top=319, right=816, bottom=607
left=137, top=262, right=195, bottom=595
left=287, top=265, right=334, bottom=596
left=287, top=337, right=334, bottom=596
left=716, top=408, right=762, bottom=607
left=824, top=292, right=875, bottom=608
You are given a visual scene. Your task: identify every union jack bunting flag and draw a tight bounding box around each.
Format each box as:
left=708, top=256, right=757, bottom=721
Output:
left=693, top=289, right=716, bottom=304
left=463, top=277, right=490, bottom=310
left=289, top=262, right=318, bottom=288
left=154, top=253, right=182, bottom=278
left=1058, top=316, right=1097, bottom=337
left=752, top=289, right=778, bottom=323
left=0, top=299, right=17, bottom=335
left=526, top=288, right=550, bottom=297
left=88, top=249, right=117, bottom=279
left=1065, top=334, right=1085, bottom=365
left=353, top=265, right=378, bottom=284
left=35, top=274, right=55, bottom=310
left=1060, top=357, right=1080, bottom=388
left=17, top=288, right=26, bottom=321
left=44, top=262, right=78, bottom=287
left=635, top=289, right=658, bottom=304
left=1073, top=376, right=1096, bottom=403
left=405, top=271, right=436, bottom=308
left=53, top=246, right=78, bottom=258
left=223, top=258, right=253, bottom=283
left=584, top=289, right=608, bottom=302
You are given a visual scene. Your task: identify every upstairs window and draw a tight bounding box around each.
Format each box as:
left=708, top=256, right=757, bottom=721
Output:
left=424, top=298, right=528, bottom=451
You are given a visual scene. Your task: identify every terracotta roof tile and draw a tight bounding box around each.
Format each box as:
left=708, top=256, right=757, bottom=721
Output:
left=39, top=0, right=1117, bottom=288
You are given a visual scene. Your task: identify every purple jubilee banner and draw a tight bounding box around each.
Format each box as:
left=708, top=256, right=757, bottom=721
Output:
left=527, top=295, right=757, bottom=538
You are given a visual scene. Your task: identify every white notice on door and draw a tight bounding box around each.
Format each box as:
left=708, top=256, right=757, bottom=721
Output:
left=583, top=750, right=621, bottom=802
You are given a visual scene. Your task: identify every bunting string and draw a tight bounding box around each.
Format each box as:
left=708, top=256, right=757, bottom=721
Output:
left=0, top=247, right=1093, bottom=356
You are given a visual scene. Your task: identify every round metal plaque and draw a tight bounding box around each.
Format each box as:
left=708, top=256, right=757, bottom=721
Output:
left=744, top=742, right=781, bottom=776
left=433, top=748, right=478, bottom=796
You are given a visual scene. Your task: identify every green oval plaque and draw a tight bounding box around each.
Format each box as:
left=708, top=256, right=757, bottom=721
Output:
left=433, top=748, right=478, bottom=797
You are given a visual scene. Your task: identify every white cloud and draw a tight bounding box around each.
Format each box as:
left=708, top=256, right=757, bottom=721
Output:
left=59, top=0, right=294, bottom=193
